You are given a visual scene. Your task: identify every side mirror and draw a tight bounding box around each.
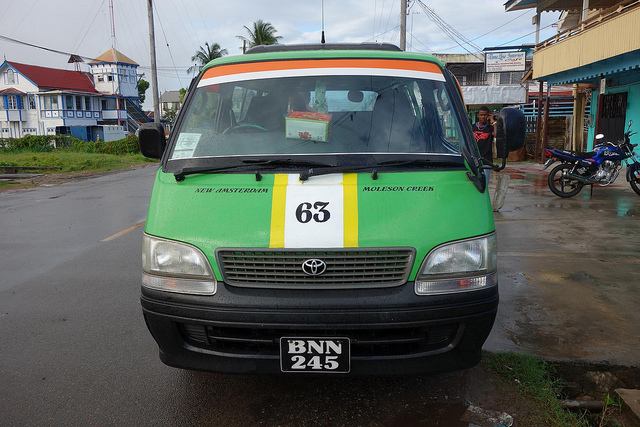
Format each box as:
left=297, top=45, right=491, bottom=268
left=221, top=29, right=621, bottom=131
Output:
left=139, top=122, right=166, bottom=159
left=495, top=108, right=526, bottom=159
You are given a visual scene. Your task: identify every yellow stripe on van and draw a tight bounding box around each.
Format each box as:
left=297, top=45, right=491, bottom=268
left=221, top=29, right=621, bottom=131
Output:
left=269, top=174, right=288, bottom=248
left=343, top=174, right=359, bottom=247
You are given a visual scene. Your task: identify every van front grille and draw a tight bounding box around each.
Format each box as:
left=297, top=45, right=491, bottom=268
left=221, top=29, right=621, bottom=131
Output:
left=216, top=248, right=415, bottom=288
left=181, top=323, right=458, bottom=357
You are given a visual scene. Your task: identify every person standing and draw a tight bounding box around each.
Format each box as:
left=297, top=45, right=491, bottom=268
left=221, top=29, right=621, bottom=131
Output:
left=472, top=106, right=496, bottom=165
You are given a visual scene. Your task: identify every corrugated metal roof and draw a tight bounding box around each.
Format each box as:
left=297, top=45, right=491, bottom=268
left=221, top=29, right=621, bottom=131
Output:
left=0, top=88, right=26, bottom=94
left=7, top=62, right=98, bottom=93
left=505, top=0, right=619, bottom=12
left=88, top=48, right=139, bottom=66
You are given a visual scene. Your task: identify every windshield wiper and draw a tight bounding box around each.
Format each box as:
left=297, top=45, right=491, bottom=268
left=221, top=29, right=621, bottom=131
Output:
left=174, top=158, right=335, bottom=182
left=241, top=158, right=335, bottom=168
left=299, top=158, right=462, bottom=181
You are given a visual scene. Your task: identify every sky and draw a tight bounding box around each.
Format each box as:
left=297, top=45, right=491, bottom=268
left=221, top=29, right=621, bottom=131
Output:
left=0, top=0, right=560, bottom=110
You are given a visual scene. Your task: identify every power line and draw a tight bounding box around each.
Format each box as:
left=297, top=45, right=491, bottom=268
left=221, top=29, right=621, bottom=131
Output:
left=153, top=3, right=185, bottom=88
left=437, top=9, right=532, bottom=52
left=416, top=1, right=483, bottom=60
left=494, top=0, right=610, bottom=48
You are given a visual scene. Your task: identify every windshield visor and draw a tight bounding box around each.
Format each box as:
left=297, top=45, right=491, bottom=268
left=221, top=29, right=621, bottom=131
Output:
left=170, top=59, right=465, bottom=160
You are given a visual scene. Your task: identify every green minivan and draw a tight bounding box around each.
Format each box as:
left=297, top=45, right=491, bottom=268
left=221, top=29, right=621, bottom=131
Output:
left=138, top=43, right=525, bottom=375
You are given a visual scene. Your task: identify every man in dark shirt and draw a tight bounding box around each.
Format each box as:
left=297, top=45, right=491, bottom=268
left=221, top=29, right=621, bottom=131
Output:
left=472, top=106, right=496, bottom=164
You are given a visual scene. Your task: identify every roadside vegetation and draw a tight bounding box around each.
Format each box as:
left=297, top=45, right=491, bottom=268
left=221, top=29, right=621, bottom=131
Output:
left=0, top=134, right=156, bottom=189
left=485, top=352, right=619, bottom=427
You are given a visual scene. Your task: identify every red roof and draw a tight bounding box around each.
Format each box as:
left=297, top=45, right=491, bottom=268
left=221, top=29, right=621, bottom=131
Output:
left=0, top=88, right=25, bottom=94
left=8, top=62, right=98, bottom=93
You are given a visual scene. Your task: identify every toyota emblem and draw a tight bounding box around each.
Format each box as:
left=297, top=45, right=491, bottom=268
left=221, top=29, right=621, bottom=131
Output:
left=301, top=259, right=327, bottom=276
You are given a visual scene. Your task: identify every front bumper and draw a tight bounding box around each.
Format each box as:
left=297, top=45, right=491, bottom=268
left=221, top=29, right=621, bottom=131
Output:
left=141, top=281, right=498, bottom=375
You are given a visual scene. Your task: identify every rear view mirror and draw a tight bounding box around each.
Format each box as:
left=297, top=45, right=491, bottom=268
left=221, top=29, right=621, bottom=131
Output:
left=495, top=108, right=526, bottom=159
left=139, top=123, right=166, bottom=159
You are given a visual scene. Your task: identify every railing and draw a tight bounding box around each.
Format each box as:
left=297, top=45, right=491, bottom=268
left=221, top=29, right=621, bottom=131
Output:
left=537, top=0, right=640, bottom=49
left=41, top=110, right=101, bottom=119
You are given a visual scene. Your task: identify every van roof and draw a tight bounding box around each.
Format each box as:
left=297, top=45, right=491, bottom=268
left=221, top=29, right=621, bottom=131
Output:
left=202, top=44, right=445, bottom=70
left=245, top=43, right=402, bottom=54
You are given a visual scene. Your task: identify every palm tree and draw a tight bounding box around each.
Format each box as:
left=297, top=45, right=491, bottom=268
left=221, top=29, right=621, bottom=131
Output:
left=187, top=42, right=228, bottom=75
left=238, top=20, right=283, bottom=50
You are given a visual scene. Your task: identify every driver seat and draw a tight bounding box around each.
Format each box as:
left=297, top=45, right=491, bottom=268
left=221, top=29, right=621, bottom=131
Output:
left=243, top=95, right=286, bottom=130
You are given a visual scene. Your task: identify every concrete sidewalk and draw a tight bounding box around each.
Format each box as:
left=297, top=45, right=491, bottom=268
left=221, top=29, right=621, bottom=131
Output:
left=485, top=162, right=640, bottom=367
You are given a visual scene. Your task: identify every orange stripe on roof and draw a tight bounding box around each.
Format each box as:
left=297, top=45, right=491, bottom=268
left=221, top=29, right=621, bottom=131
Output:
left=202, top=59, right=442, bottom=80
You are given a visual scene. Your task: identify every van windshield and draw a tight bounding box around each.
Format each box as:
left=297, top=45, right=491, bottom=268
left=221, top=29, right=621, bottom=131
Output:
left=169, top=71, right=465, bottom=160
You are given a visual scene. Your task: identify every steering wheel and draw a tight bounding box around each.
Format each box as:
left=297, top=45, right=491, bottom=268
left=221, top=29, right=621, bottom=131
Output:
left=222, top=124, right=268, bottom=134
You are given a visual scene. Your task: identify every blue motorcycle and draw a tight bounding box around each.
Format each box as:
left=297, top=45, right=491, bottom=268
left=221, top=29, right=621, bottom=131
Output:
left=542, top=120, right=640, bottom=197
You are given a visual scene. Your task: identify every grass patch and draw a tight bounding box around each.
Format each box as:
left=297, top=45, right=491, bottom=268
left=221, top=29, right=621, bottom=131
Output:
left=485, top=352, right=588, bottom=426
left=0, top=151, right=157, bottom=190
left=0, top=151, right=154, bottom=174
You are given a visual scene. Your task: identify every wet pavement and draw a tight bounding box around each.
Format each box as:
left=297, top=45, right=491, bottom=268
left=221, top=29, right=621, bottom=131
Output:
left=485, top=162, right=640, bottom=367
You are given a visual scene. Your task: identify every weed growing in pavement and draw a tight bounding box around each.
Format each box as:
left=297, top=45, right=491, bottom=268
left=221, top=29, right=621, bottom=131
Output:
left=598, top=394, right=623, bottom=427
left=486, top=352, right=589, bottom=427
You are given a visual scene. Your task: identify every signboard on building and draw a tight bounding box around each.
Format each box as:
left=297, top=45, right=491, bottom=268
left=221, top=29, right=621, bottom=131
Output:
left=485, top=52, right=526, bottom=73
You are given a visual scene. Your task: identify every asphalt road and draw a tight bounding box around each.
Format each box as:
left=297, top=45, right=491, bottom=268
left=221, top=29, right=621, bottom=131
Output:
left=0, top=166, right=478, bottom=427
left=3, top=163, right=638, bottom=426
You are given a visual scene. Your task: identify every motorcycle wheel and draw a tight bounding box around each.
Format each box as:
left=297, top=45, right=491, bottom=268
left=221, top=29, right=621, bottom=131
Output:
left=630, top=170, right=640, bottom=196
left=548, top=164, right=584, bottom=198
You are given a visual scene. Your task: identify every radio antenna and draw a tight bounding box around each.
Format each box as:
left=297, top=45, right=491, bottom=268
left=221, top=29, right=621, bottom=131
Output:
left=321, top=0, right=326, bottom=43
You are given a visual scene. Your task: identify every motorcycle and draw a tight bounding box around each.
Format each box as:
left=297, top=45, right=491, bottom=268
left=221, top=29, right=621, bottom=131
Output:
left=542, top=120, right=640, bottom=198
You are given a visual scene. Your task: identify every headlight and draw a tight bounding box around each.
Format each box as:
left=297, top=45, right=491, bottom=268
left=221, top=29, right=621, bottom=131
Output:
left=142, top=233, right=216, bottom=295
left=415, top=233, right=497, bottom=295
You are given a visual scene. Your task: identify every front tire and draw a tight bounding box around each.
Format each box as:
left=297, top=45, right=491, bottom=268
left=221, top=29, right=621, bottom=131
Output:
left=629, top=167, right=640, bottom=196
left=548, top=164, right=584, bottom=198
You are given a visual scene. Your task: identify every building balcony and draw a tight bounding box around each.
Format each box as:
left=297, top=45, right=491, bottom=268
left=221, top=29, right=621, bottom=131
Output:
left=101, top=109, right=127, bottom=120
left=41, top=110, right=101, bottom=119
left=533, top=0, right=640, bottom=81
left=2, top=109, right=25, bottom=122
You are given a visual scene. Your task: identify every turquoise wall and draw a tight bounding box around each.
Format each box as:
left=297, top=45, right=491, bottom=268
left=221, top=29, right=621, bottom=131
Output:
left=587, top=81, right=640, bottom=150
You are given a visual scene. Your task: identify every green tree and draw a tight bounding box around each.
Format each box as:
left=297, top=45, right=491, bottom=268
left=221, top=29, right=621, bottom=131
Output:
left=187, top=42, right=228, bottom=75
left=238, top=20, right=282, bottom=49
left=162, top=106, right=177, bottom=124
left=137, top=78, right=150, bottom=105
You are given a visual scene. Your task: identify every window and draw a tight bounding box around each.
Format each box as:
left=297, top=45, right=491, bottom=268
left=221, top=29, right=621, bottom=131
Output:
left=28, top=94, right=36, bottom=110
left=101, top=99, right=108, bottom=110
left=66, top=95, right=73, bottom=110
left=4, top=69, right=16, bottom=84
left=85, top=97, right=91, bottom=110
left=107, top=75, right=114, bottom=82
left=8, top=95, right=17, bottom=110
left=76, top=96, right=82, bottom=110
left=52, top=96, right=58, bottom=109
left=174, top=73, right=464, bottom=159
left=97, top=75, right=104, bottom=82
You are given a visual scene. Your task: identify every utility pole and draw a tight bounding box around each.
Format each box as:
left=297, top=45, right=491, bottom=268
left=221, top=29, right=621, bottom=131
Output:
left=147, top=0, right=160, bottom=123
left=108, top=0, right=121, bottom=127
left=400, top=0, right=408, bottom=50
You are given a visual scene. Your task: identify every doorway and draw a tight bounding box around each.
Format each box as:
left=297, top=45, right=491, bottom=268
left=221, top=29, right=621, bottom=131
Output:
left=597, top=92, right=627, bottom=143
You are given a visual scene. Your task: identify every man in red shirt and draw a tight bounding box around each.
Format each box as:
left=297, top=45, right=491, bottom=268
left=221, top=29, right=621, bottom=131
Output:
left=472, top=106, right=496, bottom=164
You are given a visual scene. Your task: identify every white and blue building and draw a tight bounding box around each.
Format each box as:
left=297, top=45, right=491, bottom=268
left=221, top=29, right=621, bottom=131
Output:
left=0, top=48, right=151, bottom=141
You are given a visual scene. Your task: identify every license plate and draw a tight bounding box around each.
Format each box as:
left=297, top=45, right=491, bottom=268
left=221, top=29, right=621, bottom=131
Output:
left=280, top=337, right=350, bottom=373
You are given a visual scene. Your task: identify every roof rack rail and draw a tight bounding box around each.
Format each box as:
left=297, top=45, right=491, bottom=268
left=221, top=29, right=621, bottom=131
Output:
left=245, top=43, right=402, bottom=54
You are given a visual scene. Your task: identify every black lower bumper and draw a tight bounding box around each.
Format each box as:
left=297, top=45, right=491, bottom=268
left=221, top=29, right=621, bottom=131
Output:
left=141, top=282, right=498, bottom=375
